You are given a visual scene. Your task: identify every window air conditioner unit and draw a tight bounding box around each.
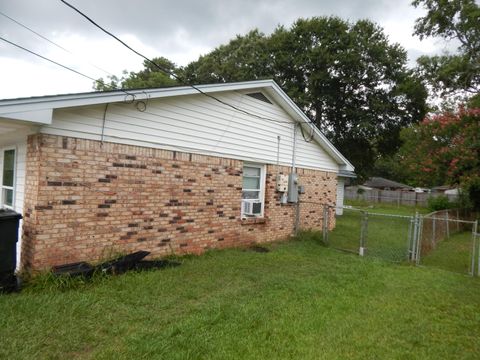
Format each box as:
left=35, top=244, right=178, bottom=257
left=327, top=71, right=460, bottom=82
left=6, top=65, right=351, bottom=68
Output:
left=242, top=200, right=262, bottom=216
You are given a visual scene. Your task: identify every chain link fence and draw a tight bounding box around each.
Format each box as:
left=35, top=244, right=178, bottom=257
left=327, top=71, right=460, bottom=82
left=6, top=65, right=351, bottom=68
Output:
left=296, top=202, right=480, bottom=276
left=418, top=209, right=478, bottom=275
left=364, top=212, right=414, bottom=262
left=326, top=208, right=415, bottom=263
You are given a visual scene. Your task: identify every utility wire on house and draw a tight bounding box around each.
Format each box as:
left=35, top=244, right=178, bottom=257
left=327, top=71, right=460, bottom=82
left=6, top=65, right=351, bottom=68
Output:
left=0, top=10, right=115, bottom=77
left=59, top=0, right=301, bottom=126
left=299, top=123, right=315, bottom=142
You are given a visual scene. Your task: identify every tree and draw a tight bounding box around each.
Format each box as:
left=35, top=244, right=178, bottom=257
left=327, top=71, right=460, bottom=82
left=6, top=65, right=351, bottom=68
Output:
left=182, top=30, right=273, bottom=83
left=467, top=93, right=480, bottom=108
left=95, top=57, right=179, bottom=90
left=183, top=17, right=427, bottom=179
left=398, top=108, right=480, bottom=209
left=412, top=0, right=480, bottom=99
left=94, top=17, right=427, bottom=179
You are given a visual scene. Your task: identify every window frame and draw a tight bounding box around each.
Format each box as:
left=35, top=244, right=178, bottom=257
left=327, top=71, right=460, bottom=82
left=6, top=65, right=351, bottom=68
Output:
left=241, top=163, right=266, bottom=218
left=1, top=147, right=16, bottom=210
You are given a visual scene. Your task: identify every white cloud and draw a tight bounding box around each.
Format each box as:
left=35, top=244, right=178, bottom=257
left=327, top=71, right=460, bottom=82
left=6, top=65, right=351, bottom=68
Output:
left=0, top=0, right=451, bottom=99
left=0, top=57, right=92, bottom=98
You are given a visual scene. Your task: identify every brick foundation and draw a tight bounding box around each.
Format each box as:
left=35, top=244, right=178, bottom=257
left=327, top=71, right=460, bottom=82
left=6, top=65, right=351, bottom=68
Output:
left=21, top=134, right=337, bottom=270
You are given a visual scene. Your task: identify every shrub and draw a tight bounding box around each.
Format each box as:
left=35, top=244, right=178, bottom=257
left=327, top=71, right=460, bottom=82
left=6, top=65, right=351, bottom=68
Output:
left=427, top=195, right=452, bottom=212
left=451, top=189, right=473, bottom=211
left=463, top=178, right=480, bottom=211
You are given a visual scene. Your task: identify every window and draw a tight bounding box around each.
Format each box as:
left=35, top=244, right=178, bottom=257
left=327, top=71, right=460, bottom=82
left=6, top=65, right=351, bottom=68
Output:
left=2, top=149, right=15, bottom=208
left=241, top=164, right=265, bottom=218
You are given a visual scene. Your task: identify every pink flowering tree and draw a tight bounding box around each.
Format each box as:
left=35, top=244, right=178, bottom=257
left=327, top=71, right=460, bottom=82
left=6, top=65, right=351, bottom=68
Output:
left=399, top=108, right=480, bottom=209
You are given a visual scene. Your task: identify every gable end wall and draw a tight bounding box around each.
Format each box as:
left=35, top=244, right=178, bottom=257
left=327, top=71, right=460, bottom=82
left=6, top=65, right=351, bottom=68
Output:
left=42, top=91, right=340, bottom=172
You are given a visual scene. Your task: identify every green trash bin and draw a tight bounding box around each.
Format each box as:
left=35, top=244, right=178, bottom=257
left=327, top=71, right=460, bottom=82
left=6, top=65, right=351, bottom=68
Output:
left=0, top=209, right=22, bottom=293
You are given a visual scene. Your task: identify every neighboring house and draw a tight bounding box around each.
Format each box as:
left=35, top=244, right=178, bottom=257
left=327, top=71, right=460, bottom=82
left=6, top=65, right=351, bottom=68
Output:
left=0, top=80, right=354, bottom=270
left=432, top=185, right=459, bottom=195
left=362, top=177, right=413, bottom=191
left=432, top=185, right=449, bottom=193
left=444, top=188, right=459, bottom=196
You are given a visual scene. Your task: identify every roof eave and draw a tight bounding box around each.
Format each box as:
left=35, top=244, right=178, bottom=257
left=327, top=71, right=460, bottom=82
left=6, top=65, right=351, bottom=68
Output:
left=0, top=80, right=355, bottom=171
left=0, top=80, right=276, bottom=112
left=338, top=170, right=357, bottom=178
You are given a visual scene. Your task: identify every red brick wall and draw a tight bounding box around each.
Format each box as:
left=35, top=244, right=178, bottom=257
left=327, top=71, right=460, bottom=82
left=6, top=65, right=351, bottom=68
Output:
left=21, top=134, right=337, bottom=270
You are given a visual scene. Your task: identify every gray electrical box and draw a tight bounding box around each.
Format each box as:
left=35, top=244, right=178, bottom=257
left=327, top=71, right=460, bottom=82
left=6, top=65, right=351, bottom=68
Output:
left=287, top=173, right=298, bottom=203
left=298, top=185, right=305, bottom=194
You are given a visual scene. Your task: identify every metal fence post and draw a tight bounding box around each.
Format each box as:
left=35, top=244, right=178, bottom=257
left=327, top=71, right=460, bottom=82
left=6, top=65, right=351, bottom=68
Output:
left=415, top=214, right=423, bottom=265
left=359, top=211, right=368, bottom=256
left=294, top=201, right=300, bottom=236
left=407, top=216, right=414, bottom=261
left=471, top=220, right=478, bottom=276
left=409, top=214, right=416, bottom=261
left=410, top=212, right=420, bottom=262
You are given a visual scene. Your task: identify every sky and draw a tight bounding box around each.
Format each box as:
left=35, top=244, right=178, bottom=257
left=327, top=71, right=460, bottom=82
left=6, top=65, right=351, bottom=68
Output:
left=0, top=0, right=455, bottom=100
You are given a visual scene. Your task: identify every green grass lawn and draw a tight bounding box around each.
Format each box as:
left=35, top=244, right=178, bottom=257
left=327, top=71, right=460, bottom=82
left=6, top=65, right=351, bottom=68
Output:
left=330, top=202, right=424, bottom=261
left=337, top=201, right=476, bottom=272
left=421, top=231, right=475, bottom=274
left=1, top=238, right=480, bottom=359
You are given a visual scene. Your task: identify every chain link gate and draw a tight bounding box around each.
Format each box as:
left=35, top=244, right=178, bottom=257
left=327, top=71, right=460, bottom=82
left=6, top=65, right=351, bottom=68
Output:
left=297, top=203, right=480, bottom=277
left=322, top=205, right=364, bottom=253
left=415, top=212, right=479, bottom=276
left=322, top=205, right=414, bottom=262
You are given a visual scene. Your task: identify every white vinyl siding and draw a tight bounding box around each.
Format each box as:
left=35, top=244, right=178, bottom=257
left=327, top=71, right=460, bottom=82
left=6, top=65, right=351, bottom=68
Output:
left=42, top=91, right=339, bottom=172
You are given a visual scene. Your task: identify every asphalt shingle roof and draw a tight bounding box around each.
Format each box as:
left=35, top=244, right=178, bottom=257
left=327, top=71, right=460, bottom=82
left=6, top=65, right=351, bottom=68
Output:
left=363, top=177, right=412, bottom=190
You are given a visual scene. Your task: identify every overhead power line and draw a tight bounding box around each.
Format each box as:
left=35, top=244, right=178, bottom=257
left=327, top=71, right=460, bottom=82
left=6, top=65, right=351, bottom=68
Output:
left=0, top=36, right=102, bottom=85
left=0, top=10, right=115, bottom=77
left=0, top=36, right=142, bottom=102
left=0, top=36, right=141, bottom=102
left=59, top=0, right=298, bottom=125
left=0, top=11, right=69, bottom=51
